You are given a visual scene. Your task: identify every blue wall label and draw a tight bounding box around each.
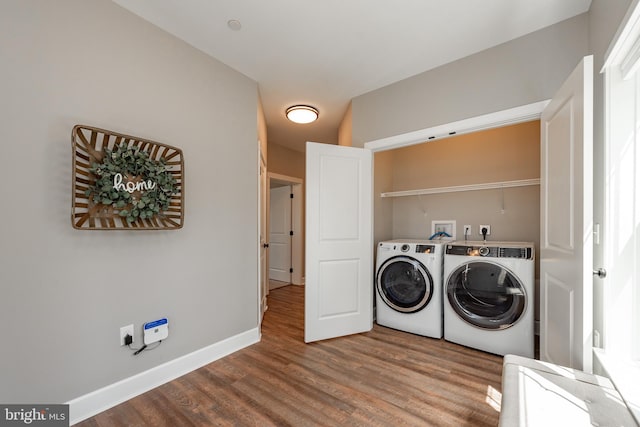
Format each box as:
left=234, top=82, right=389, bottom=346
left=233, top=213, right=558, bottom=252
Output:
left=144, top=318, right=168, bottom=330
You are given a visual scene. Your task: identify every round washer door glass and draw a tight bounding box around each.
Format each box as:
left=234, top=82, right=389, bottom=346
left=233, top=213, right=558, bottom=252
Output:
left=447, top=261, right=525, bottom=329
left=377, top=256, right=433, bottom=313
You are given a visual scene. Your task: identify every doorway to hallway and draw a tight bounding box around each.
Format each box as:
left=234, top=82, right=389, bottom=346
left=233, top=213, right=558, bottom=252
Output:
left=268, top=172, right=304, bottom=289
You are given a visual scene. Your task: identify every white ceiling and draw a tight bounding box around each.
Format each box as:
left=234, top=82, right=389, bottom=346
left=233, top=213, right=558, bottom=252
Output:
left=112, top=0, right=592, bottom=152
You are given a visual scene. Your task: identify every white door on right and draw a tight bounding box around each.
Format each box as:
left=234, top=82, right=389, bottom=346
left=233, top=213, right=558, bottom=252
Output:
left=540, top=55, right=593, bottom=372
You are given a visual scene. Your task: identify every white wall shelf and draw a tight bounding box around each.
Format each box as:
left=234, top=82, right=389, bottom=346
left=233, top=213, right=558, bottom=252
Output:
left=380, top=178, right=540, bottom=198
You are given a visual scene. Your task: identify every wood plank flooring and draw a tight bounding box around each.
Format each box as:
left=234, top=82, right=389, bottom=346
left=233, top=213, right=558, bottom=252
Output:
left=77, top=285, right=503, bottom=426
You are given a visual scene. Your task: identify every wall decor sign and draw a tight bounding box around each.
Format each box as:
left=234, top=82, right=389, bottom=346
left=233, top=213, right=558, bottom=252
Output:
left=71, top=125, right=184, bottom=230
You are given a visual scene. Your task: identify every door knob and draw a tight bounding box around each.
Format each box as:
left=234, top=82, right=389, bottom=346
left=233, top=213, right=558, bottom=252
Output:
left=593, top=268, right=607, bottom=279
left=263, top=243, right=269, bottom=248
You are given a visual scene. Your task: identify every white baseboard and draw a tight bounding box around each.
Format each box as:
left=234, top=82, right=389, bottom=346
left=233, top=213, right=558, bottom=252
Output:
left=67, top=327, right=260, bottom=425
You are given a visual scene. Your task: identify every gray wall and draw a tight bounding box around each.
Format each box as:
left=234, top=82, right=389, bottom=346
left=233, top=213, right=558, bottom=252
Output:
left=268, top=143, right=305, bottom=180
left=0, top=0, right=258, bottom=402
left=352, top=13, right=589, bottom=147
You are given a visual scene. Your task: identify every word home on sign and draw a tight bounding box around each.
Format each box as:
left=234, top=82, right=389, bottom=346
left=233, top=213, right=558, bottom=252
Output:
left=113, top=173, right=156, bottom=193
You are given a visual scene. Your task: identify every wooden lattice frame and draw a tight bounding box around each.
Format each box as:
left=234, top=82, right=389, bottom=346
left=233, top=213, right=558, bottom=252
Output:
left=71, top=125, right=184, bottom=230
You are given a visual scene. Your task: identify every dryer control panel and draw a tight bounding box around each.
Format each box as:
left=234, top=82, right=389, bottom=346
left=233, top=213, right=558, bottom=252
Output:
left=446, top=244, right=533, bottom=260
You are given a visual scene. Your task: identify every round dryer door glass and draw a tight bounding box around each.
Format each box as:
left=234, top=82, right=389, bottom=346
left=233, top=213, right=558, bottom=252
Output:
left=377, top=256, right=433, bottom=313
left=447, top=261, right=525, bottom=329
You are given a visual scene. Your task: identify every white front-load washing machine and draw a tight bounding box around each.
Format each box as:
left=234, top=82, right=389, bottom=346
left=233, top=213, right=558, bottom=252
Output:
left=375, top=239, right=445, bottom=338
left=443, top=241, right=535, bottom=357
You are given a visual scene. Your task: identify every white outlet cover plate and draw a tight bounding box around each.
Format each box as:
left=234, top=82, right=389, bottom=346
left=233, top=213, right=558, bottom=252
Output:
left=120, top=324, right=134, bottom=346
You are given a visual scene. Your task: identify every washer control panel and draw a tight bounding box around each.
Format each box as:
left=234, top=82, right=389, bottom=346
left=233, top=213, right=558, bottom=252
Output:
left=396, top=243, right=435, bottom=254
left=415, top=244, right=435, bottom=254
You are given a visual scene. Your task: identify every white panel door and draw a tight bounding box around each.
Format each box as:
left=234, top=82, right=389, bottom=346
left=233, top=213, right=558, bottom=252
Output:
left=269, top=185, right=292, bottom=283
left=540, top=55, right=593, bottom=372
left=259, top=152, right=268, bottom=319
left=305, top=142, right=373, bottom=343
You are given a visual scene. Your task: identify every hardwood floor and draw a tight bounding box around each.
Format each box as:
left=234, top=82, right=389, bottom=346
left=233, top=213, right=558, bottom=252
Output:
left=78, top=286, right=503, bottom=426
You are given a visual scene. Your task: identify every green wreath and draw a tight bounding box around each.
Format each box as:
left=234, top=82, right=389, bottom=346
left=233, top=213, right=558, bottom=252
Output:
left=86, top=143, right=178, bottom=224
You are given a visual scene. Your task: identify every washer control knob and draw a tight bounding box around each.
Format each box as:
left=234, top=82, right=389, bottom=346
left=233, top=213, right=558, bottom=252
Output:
left=401, top=244, right=410, bottom=252
left=479, top=246, right=490, bottom=256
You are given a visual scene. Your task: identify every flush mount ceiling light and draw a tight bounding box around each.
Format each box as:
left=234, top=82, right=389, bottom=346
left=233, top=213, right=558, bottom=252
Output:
left=286, top=105, right=319, bottom=124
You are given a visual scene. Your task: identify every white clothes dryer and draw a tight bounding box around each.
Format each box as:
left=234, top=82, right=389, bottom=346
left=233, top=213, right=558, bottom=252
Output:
left=375, top=240, right=445, bottom=338
left=443, top=241, right=535, bottom=357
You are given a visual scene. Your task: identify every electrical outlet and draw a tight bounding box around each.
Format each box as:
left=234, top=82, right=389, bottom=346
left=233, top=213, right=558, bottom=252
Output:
left=463, top=225, right=471, bottom=236
left=479, top=225, right=491, bottom=236
left=120, top=324, right=134, bottom=346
